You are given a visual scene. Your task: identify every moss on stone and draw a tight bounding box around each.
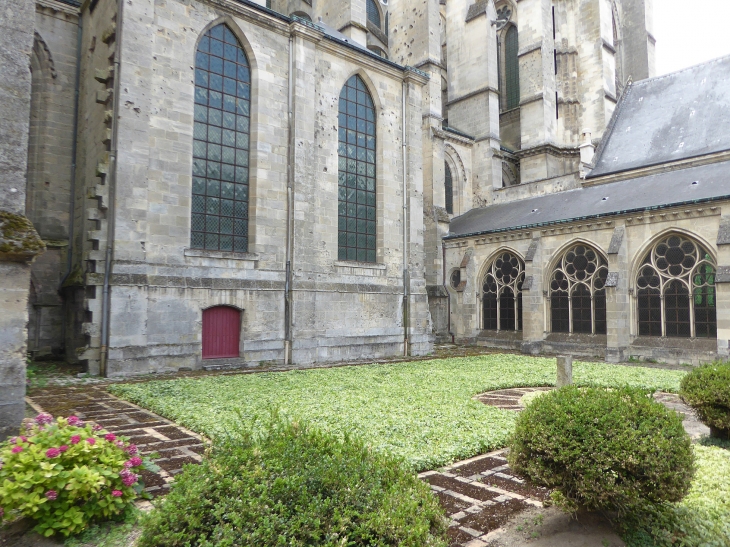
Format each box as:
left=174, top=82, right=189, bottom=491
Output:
left=0, top=211, right=46, bottom=261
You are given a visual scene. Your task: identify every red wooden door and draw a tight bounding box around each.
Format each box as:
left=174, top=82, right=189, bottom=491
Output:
left=202, top=306, right=240, bottom=359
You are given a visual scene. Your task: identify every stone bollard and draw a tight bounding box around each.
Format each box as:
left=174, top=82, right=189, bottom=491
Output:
left=556, top=355, right=573, bottom=388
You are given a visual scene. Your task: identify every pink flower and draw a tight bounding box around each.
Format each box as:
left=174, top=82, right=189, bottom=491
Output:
left=67, top=416, right=80, bottom=425
left=45, top=448, right=61, bottom=458
left=111, top=490, right=123, bottom=498
left=59, top=445, right=69, bottom=453
left=104, top=433, right=116, bottom=442
left=92, top=424, right=103, bottom=432
left=119, top=469, right=138, bottom=486
left=45, top=490, right=58, bottom=501
left=70, top=435, right=81, bottom=445
left=34, top=413, right=53, bottom=425
left=20, top=436, right=27, bottom=443
left=86, top=438, right=96, bottom=446
left=124, top=457, right=143, bottom=468
left=125, top=444, right=138, bottom=455
left=115, top=440, right=125, bottom=448
left=11, top=446, right=23, bottom=454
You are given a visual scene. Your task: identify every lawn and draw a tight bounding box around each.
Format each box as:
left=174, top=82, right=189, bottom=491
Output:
left=109, top=354, right=685, bottom=471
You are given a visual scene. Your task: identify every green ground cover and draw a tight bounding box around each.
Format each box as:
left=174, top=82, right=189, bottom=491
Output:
left=109, top=355, right=684, bottom=471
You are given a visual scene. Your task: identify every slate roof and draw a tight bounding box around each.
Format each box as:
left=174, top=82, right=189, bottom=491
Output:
left=588, top=55, right=730, bottom=178
left=446, top=161, right=730, bottom=239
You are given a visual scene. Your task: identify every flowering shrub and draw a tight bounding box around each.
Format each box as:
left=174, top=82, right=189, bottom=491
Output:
left=0, top=413, right=158, bottom=537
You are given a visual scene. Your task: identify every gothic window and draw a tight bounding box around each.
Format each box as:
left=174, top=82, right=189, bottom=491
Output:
left=367, top=0, right=381, bottom=28
left=549, top=244, right=608, bottom=334
left=504, top=25, right=520, bottom=110
left=444, top=161, right=453, bottom=214
left=636, top=235, right=717, bottom=338
left=192, top=24, right=251, bottom=252
left=482, top=252, right=524, bottom=331
left=338, top=75, right=376, bottom=263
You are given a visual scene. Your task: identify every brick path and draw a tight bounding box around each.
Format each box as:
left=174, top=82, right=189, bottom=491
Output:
left=26, top=386, right=208, bottom=498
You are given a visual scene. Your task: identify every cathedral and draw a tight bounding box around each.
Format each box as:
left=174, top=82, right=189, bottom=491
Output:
left=1, top=0, right=728, bottom=411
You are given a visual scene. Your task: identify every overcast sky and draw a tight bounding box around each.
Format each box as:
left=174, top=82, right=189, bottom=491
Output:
left=654, top=0, right=730, bottom=75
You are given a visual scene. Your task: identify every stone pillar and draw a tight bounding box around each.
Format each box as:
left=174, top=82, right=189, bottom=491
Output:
left=716, top=216, right=730, bottom=359
left=617, top=0, right=655, bottom=81
left=556, top=355, right=572, bottom=387
left=316, top=0, right=368, bottom=46
left=521, top=235, right=545, bottom=354
left=0, top=0, right=44, bottom=440
left=606, top=223, right=629, bottom=362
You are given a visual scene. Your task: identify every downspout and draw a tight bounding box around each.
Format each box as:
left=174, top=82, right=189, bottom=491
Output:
left=99, top=0, right=125, bottom=377
left=401, top=80, right=409, bottom=356
left=443, top=244, right=453, bottom=343
left=60, top=11, right=83, bottom=353
left=284, top=32, right=294, bottom=365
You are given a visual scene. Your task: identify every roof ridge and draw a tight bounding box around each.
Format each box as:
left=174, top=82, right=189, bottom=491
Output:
left=632, top=53, right=730, bottom=87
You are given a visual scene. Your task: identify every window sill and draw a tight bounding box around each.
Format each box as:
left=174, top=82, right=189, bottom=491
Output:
left=184, top=248, right=259, bottom=262
left=334, top=260, right=387, bottom=277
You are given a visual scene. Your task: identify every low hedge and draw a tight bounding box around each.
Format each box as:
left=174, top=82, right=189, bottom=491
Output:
left=508, top=386, right=695, bottom=515
left=680, top=361, right=730, bottom=439
left=138, top=418, right=447, bottom=547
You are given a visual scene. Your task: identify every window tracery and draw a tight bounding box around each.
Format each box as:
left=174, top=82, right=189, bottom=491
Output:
left=549, top=244, right=608, bottom=334
left=482, top=252, right=524, bottom=331
left=636, top=235, right=717, bottom=338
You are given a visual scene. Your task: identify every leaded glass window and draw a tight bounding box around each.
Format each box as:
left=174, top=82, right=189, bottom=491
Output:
left=504, top=25, right=520, bottom=110
left=367, top=0, right=381, bottom=28
left=482, top=252, right=524, bottom=331
left=338, top=75, right=376, bottom=263
left=549, top=244, right=608, bottom=334
left=636, top=235, right=717, bottom=338
left=192, top=24, right=251, bottom=253
left=445, top=161, right=453, bottom=214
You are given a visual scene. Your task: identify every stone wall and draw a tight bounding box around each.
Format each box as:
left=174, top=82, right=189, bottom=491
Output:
left=0, top=0, right=40, bottom=440
left=26, top=2, right=80, bottom=359
left=72, top=0, right=432, bottom=376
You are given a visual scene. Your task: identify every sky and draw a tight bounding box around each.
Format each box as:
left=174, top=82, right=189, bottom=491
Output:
left=654, top=0, right=730, bottom=75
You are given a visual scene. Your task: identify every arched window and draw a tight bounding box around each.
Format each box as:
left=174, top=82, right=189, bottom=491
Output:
left=482, top=252, right=524, bottom=331
left=338, top=75, right=376, bottom=263
left=192, top=24, right=251, bottom=253
left=367, top=0, right=381, bottom=28
left=444, top=161, right=453, bottom=214
left=504, top=25, right=520, bottom=110
left=385, top=12, right=389, bottom=36
left=636, top=235, right=717, bottom=338
left=549, top=244, right=608, bottom=334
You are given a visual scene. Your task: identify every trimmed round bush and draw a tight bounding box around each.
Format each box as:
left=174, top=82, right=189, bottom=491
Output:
left=508, top=386, right=695, bottom=515
left=138, top=418, right=448, bottom=547
left=680, top=361, right=730, bottom=439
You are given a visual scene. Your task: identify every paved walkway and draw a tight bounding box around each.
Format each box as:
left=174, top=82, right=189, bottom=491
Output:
left=26, top=385, right=208, bottom=498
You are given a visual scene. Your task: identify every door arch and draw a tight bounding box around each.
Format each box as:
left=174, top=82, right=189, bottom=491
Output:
left=202, top=306, right=241, bottom=359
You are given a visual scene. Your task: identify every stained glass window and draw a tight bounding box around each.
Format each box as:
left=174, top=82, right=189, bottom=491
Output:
left=549, top=244, right=608, bottom=334
left=338, top=75, right=376, bottom=263
left=637, top=235, right=716, bottom=338
left=482, top=252, right=524, bottom=331
left=367, top=0, right=381, bottom=28
left=192, top=24, right=251, bottom=253
left=505, top=25, right=520, bottom=110
left=445, top=161, right=453, bottom=214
